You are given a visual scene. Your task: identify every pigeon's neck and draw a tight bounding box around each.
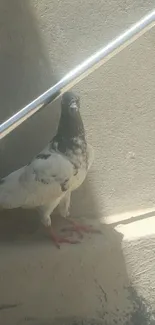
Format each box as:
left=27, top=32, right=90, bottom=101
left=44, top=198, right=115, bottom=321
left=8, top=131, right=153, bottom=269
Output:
left=51, top=112, right=86, bottom=154
left=58, top=111, right=85, bottom=137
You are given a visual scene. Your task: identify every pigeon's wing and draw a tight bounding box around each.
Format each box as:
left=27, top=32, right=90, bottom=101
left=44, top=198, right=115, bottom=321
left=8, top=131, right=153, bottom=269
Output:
left=0, top=151, right=74, bottom=209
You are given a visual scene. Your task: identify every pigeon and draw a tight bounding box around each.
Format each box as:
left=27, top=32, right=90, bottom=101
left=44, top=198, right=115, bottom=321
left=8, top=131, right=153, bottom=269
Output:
left=0, top=91, right=99, bottom=248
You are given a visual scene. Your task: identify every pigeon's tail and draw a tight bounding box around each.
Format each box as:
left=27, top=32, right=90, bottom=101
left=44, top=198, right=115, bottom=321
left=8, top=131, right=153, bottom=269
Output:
left=0, top=168, right=25, bottom=209
left=0, top=176, right=13, bottom=209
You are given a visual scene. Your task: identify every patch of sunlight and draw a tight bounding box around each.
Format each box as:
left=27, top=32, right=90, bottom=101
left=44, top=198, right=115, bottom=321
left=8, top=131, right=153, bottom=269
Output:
left=115, top=216, right=155, bottom=240
left=100, top=208, right=155, bottom=240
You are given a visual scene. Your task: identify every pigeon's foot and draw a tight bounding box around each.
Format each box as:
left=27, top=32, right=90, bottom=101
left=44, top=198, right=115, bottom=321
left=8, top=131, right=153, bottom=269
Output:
left=46, top=226, right=79, bottom=249
left=62, top=220, right=102, bottom=238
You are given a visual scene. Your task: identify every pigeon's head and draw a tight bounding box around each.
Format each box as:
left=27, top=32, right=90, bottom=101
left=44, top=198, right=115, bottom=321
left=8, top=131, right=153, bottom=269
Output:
left=61, top=91, right=80, bottom=116
left=57, top=91, right=85, bottom=139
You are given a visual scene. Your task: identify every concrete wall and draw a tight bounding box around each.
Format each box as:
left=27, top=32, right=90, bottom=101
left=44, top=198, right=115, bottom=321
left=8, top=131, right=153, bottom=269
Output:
left=0, top=1, right=155, bottom=324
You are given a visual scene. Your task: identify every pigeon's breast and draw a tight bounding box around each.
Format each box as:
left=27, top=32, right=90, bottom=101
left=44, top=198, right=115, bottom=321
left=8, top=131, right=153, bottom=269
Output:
left=71, top=164, right=87, bottom=191
left=67, top=148, right=88, bottom=191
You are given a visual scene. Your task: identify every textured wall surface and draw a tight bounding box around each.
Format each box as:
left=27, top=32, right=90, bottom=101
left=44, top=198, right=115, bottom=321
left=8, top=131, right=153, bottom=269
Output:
left=0, top=1, right=155, bottom=324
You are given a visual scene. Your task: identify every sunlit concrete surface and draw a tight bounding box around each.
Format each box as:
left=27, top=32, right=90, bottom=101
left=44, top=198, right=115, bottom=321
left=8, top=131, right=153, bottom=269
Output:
left=0, top=1, right=155, bottom=324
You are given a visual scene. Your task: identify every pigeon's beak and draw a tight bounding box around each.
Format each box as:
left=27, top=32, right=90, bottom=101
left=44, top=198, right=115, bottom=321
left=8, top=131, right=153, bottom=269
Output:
left=70, top=101, right=78, bottom=112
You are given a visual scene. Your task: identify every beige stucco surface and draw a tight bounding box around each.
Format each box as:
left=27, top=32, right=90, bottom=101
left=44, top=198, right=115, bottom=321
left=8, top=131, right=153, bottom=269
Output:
left=0, top=1, right=155, bottom=324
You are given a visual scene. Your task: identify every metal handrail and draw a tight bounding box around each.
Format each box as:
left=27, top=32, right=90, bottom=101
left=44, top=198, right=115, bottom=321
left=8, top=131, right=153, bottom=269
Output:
left=0, top=10, right=155, bottom=140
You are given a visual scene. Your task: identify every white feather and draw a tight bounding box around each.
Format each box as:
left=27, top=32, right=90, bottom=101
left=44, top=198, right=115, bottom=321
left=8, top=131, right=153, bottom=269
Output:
left=0, top=151, right=74, bottom=209
left=0, top=142, right=94, bottom=228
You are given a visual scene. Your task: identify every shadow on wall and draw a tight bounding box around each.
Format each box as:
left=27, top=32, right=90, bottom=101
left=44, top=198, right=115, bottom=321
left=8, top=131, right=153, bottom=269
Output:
left=0, top=1, right=154, bottom=325
left=0, top=0, right=60, bottom=175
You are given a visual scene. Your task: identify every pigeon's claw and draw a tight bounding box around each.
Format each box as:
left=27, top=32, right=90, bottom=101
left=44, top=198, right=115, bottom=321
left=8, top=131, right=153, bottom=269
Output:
left=62, top=220, right=102, bottom=238
left=46, top=226, right=80, bottom=249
